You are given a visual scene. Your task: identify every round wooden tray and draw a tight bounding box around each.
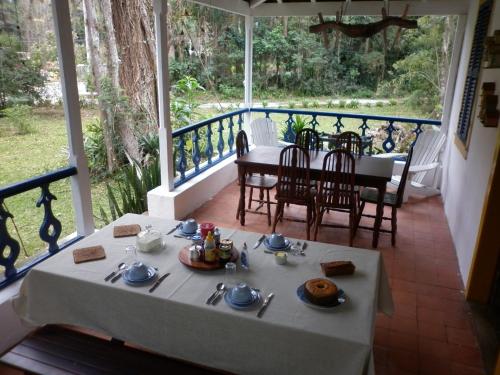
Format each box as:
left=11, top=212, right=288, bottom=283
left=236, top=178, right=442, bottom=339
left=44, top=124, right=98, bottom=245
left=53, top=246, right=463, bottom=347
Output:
left=178, top=246, right=239, bottom=270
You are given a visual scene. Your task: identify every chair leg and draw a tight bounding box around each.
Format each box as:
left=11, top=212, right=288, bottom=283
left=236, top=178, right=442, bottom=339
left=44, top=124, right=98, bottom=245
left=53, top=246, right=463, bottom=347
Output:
left=349, top=210, right=354, bottom=247
left=248, top=187, right=253, bottom=209
left=313, top=206, right=322, bottom=241
left=266, top=189, right=272, bottom=226
left=355, top=201, right=366, bottom=231
left=306, top=203, right=311, bottom=240
left=391, top=206, right=397, bottom=246
left=272, top=202, right=282, bottom=233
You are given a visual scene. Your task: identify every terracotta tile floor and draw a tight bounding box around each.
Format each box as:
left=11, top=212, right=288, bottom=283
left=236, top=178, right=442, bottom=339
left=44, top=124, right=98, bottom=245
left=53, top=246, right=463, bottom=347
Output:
left=189, top=182, right=486, bottom=375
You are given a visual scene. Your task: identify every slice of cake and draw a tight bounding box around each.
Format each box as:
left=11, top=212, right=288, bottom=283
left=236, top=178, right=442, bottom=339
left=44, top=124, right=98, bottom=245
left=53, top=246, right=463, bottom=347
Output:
left=320, top=261, right=355, bottom=277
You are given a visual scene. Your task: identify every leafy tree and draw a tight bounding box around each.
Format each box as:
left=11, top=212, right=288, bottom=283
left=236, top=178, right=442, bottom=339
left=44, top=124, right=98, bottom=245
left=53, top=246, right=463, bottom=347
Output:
left=0, top=33, right=45, bottom=109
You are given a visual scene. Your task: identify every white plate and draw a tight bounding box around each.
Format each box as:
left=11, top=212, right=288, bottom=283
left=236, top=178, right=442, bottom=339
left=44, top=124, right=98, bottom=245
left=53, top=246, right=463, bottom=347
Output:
left=296, top=284, right=346, bottom=310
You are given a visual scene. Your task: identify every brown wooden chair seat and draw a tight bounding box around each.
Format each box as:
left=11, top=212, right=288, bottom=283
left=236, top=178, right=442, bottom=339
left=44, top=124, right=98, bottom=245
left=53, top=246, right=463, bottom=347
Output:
left=359, top=187, right=398, bottom=206
left=356, top=146, right=414, bottom=246
left=236, top=130, right=277, bottom=225
left=246, top=175, right=278, bottom=189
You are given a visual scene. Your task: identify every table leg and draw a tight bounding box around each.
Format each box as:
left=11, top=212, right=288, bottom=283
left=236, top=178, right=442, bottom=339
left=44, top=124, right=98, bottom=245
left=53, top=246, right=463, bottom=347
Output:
left=238, top=166, right=246, bottom=226
left=372, top=182, right=386, bottom=248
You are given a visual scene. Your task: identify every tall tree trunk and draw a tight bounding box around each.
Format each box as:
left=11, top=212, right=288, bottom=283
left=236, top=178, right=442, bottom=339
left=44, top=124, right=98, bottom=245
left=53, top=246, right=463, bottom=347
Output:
left=100, top=0, right=142, bottom=162
left=83, top=0, right=117, bottom=173
left=111, top=0, right=159, bottom=131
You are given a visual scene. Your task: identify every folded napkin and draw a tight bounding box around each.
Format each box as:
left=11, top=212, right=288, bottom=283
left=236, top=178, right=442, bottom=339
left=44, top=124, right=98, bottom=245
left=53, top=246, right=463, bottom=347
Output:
left=73, top=246, right=106, bottom=264
left=113, top=224, right=141, bottom=238
left=320, top=261, right=356, bottom=277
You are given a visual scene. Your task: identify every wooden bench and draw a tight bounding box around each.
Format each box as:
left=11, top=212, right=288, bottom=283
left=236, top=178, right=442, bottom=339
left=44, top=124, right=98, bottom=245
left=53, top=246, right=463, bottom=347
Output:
left=1, top=325, right=223, bottom=375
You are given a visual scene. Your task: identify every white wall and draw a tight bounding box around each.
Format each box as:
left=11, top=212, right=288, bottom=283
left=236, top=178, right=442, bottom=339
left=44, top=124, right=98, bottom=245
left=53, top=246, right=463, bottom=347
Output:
left=441, top=0, right=500, bottom=286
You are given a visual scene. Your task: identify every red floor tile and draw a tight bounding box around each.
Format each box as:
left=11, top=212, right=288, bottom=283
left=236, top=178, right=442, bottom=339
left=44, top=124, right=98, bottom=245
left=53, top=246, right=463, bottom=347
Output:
left=189, top=183, right=485, bottom=375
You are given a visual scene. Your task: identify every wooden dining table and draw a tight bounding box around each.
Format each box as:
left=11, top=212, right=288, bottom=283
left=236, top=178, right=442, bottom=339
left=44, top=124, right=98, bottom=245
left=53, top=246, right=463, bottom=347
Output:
left=234, top=146, right=395, bottom=248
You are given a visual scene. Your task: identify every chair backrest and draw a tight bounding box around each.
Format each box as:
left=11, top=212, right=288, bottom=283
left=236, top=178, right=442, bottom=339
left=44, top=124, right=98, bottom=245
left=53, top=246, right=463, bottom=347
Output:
left=411, top=130, right=446, bottom=183
left=395, top=146, right=414, bottom=207
left=276, top=145, right=311, bottom=202
left=236, top=130, right=249, bottom=158
left=317, top=149, right=356, bottom=209
left=335, top=131, right=363, bottom=158
left=249, top=118, right=279, bottom=146
left=295, top=128, right=321, bottom=151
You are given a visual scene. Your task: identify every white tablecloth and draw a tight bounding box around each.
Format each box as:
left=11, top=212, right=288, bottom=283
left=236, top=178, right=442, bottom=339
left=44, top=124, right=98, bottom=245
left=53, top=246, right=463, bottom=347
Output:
left=13, top=214, right=393, bottom=375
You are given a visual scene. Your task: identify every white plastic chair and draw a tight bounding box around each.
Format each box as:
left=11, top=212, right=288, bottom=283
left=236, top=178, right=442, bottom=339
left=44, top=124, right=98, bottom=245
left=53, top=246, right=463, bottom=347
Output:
left=377, top=130, right=446, bottom=201
left=249, top=118, right=280, bottom=146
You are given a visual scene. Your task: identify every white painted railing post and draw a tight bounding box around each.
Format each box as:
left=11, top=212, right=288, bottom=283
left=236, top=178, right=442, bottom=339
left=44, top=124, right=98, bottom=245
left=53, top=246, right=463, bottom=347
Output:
left=154, top=0, right=175, bottom=192
left=244, top=15, right=254, bottom=130
left=51, top=0, right=94, bottom=236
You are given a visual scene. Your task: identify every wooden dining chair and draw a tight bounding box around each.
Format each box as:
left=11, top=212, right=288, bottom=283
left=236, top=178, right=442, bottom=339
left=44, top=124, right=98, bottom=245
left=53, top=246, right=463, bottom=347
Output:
left=335, top=131, right=363, bottom=158
left=235, top=130, right=277, bottom=225
left=356, top=146, right=414, bottom=246
left=313, top=149, right=358, bottom=246
left=295, top=128, right=322, bottom=151
left=272, top=145, right=315, bottom=239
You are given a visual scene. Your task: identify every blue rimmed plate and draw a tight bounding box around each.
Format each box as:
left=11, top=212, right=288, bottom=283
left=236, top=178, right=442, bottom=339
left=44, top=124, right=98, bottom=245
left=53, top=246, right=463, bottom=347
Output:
left=263, top=237, right=291, bottom=252
left=224, top=289, right=261, bottom=310
left=122, top=266, right=157, bottom=286
left=296, top=283, right=346, bottom=310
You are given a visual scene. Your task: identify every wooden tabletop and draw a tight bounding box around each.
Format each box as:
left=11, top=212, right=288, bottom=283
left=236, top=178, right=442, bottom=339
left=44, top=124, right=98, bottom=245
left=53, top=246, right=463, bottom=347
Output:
left=235, top=146, right=394, bottom=182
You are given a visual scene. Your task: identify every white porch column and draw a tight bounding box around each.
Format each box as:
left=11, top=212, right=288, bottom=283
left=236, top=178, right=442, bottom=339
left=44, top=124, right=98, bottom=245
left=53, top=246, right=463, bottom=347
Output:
left=441, top=15, right=467, bottom=133
left=244, top=15, right=254, bottom=127
left=51, top=0, right=94, bottom=236
left=153, top=0, right=174, bottom=191
left=434, top=15, right=467, bottom=190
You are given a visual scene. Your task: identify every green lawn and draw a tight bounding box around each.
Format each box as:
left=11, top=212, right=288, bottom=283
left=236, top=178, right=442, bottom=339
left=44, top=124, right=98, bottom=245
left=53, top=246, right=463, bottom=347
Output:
left=0, top=101, right=428, bottom=267
left=0, top=107, right=110, bottom=266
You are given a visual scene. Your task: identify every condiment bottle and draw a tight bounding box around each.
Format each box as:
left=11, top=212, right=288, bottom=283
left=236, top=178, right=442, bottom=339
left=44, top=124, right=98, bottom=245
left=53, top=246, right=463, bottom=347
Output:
left=204, top=231, right=217, bottom=263
left=214, top=227, right=221, bottom=246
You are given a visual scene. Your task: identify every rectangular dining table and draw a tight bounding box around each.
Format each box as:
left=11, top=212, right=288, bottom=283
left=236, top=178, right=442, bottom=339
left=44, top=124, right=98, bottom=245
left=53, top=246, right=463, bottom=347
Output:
left=13, top=214, right=393, bottom=375
left=234, top=146, right=395, bottom=248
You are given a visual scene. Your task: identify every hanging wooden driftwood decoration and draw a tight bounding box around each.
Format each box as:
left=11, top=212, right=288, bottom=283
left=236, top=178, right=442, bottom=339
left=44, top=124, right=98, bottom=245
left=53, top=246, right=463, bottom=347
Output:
left=309, top=15, right=417, bottom=39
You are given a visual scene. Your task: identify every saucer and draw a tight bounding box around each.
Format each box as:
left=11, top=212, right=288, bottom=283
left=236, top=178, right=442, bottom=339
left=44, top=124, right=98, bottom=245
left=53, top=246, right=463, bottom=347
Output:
left=224, top=289, right=261, bottom=310
left=178, top=228, right=197, bottom=237
left=264, top=237, right=291, bottom=251
left=296, top=284, right=346, bottom=310
left=123, top=266, right=157, bottom=285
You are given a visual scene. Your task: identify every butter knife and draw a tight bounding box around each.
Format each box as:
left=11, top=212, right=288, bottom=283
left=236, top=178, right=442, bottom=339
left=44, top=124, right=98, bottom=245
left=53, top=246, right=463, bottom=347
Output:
left=257, top=293, right=274, bottom=318
left=149, top=273, right=170, bottom=293
left=253, top=235, right=266, bottom=249
left=167, top=223, right=181, bottom=235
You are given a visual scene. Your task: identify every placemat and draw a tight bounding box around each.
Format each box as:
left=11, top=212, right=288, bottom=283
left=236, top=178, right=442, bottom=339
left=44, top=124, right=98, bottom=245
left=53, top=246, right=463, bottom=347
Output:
left=73, top=246, right=106, bottom=264
left=113, top=224, right=141, bottom=238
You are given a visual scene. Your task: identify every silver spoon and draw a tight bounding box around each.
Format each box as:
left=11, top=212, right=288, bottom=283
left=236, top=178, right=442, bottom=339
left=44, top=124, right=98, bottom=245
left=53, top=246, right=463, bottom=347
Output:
left=211, top=284, right=227, bottom=305
left=104, top=262, right=125, bottom=282
left=110, top=263, right=129, bottom=283
left=206, top=282, right=224, bottom=304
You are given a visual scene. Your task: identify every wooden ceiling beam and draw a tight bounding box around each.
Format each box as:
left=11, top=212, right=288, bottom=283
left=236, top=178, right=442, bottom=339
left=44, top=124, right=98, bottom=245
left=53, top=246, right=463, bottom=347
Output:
left=250, top=0, right=267, bottom=9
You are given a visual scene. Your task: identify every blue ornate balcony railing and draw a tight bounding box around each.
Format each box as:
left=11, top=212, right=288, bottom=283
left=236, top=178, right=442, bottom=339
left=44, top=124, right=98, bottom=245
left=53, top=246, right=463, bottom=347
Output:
left=0, top=166, right=83, bottom=289
left=172, top=108, right=246, bottom=187
left=173, top=107, right=441, bottom=188
left=251, top=108, right=442, bottom=153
